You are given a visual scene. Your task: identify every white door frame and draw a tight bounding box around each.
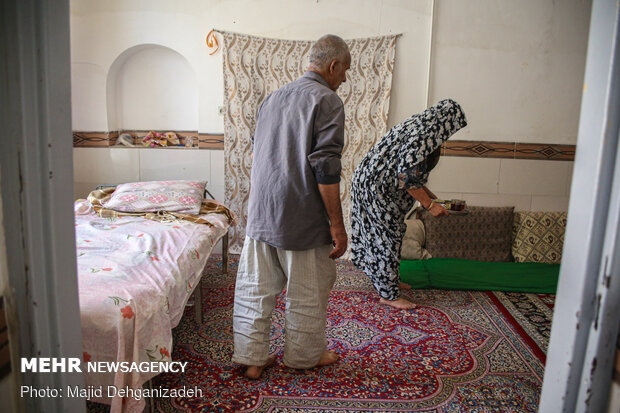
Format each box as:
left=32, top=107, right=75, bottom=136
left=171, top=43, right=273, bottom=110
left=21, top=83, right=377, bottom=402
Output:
left=0, top=0, right=84, bottom=412
left=539, top=0, right=620, bottom=411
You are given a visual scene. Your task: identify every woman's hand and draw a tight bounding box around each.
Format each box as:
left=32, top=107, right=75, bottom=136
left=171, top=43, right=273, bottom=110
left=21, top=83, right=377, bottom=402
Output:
left=428, top=202, right=449, bottom=217
left=422, top=186, right=437, bottom=200
left=406, top=186, right=448, bottom=217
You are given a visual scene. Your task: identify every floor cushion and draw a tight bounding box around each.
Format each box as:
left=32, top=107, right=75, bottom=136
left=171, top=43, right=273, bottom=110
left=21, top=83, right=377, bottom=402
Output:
left=512, top=211, right=567, bottom=264
left=420, top=206, right=514, bottom=262
left=400, top=258, right=559, bottom=294
left=401, top=218, right=432, bottom=260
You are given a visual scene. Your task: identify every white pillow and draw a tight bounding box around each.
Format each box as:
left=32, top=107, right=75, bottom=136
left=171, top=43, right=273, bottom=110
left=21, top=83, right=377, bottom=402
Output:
left=401, top=218, right=432, bottom=260
left=103, top=180, right=206, bottom=215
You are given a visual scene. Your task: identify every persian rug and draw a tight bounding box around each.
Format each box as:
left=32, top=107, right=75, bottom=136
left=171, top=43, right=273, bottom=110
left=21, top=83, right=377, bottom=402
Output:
left=118, top=255, right=552, bottom=413
left=216, top=30, right=398, bottom=253
left=485, top=291, right=555, bottom=364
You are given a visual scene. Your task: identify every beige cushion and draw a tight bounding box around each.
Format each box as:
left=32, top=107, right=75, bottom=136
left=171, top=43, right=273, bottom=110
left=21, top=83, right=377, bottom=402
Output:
left=512, top=211, right=567, bottom=264
left=420, top=206, right=515, bottom=262
left=401, top=219, right=432, bottom=260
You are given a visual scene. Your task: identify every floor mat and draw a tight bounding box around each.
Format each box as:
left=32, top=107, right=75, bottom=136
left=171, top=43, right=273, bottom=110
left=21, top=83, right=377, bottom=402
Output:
left=142, top=256, right=552, bottom=412
left=485, top=291, right=554, bottom=363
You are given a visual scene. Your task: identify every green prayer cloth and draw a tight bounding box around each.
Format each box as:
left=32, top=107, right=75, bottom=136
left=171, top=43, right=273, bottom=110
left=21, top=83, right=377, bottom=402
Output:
left=400, top=258, right=559, bottom=294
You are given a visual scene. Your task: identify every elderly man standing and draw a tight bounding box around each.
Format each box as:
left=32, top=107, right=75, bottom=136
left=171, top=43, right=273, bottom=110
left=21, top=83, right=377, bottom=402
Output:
left=232, top=34, right=351, bottom=379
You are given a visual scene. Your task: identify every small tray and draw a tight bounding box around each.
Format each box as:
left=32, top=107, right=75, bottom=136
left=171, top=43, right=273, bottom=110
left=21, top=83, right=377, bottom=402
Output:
left=447, top=209, right=470, bottom=216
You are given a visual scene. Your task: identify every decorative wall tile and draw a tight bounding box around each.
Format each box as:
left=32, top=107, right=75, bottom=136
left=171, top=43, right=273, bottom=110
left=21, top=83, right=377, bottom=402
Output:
left=443, top=141, right=516, bottom=158
left=441, top=140, right=575, bottom=161
left=514, top=143, right=575, bottom=160
left=74, top=133, right=576, bottom=163
left=73, top=132, right=114, bottom=147
left=198, top=133, right=225, bottom=149
left=73, top=131, right=211, bottom=148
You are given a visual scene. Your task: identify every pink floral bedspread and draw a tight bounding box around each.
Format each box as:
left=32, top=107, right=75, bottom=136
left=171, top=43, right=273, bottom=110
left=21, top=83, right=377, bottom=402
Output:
left=74, top=200, right=233, bottom=412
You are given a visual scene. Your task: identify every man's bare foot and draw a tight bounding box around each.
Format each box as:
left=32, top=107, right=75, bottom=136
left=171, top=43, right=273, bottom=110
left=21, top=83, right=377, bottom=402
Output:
left=316, top=350, right=339, bottom=367
left=245, top=355, right=276, bottom=379
left=379, top=297, right=418, bottom=310
left=399, top=281, right=412, bottom=290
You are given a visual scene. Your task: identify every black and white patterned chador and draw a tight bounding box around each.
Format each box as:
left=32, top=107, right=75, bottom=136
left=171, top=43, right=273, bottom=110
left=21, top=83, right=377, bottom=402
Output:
left=350, top=99, right=467, bottom=300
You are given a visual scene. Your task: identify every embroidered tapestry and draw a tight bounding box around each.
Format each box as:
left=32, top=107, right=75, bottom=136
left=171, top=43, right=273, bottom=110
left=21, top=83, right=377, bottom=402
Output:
left=217, top=30, right=398, bottom=253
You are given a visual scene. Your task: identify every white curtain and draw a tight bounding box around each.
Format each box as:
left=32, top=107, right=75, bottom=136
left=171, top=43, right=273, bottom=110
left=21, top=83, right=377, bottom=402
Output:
left=218, top=30, right=398, bottom=253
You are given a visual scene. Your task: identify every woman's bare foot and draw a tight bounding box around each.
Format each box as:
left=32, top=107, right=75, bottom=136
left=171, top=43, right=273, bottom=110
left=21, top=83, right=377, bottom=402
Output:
left=379, top=297, right=418, bottom=310
left=245, top=355, right=276, bottom=379
left=399, top=281, right=412, bottom=290
left=316, top=350, right=339, bottom=366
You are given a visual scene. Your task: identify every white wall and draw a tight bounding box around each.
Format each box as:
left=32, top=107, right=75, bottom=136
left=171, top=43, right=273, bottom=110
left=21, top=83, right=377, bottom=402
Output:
left=430, top=0, right=590, bottom=144
left=70, top=0, right=589, bottom=141
left=428, top=157, right=573, bottom=211
left=70, top=0, right=433, bottom=133
left=70, top=0, right=590, bottom=214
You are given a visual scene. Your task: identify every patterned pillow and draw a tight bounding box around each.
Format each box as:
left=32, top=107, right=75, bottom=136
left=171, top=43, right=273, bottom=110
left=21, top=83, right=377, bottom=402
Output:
left=420, top=206, right=514, bottom=262
left=512, top=212, right=567, bottom=264
left=103, top=180, right=206, bottom=215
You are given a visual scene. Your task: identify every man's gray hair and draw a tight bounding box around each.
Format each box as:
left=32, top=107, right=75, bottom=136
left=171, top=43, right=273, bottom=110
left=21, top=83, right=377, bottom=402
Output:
left=308, top=34, right=350, bottom=69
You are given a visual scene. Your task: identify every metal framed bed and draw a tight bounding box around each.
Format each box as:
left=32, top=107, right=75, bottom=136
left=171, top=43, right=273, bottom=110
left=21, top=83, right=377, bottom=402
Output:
left=80, top=183, right=233, bottom=411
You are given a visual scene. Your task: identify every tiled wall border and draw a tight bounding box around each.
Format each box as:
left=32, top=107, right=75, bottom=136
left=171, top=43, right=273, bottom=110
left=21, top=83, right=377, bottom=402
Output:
left=73, top=131, right=225, bottom=150
left=442, top=140, right=575, bottom=161
left=73, top=133, right=576, bottom=161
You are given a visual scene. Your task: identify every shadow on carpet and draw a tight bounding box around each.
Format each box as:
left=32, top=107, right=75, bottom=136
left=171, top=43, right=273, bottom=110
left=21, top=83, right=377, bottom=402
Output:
left=89, top=254, right=554, bottom=412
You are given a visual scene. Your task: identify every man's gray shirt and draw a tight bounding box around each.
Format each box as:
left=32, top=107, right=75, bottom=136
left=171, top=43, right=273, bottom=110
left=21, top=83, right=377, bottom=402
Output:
left=246, top=71, right=345, bottom=251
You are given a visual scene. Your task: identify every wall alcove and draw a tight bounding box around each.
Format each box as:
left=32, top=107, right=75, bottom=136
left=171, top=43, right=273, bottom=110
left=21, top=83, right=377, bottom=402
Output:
left=106, top=44, right=199, bottom=132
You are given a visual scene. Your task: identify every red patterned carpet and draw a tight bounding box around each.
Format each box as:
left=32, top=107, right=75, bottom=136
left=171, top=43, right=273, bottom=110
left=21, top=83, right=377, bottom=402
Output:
left=89, top=255, right=554, bottom=412
left=149, top=255, right=552, bottom=412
